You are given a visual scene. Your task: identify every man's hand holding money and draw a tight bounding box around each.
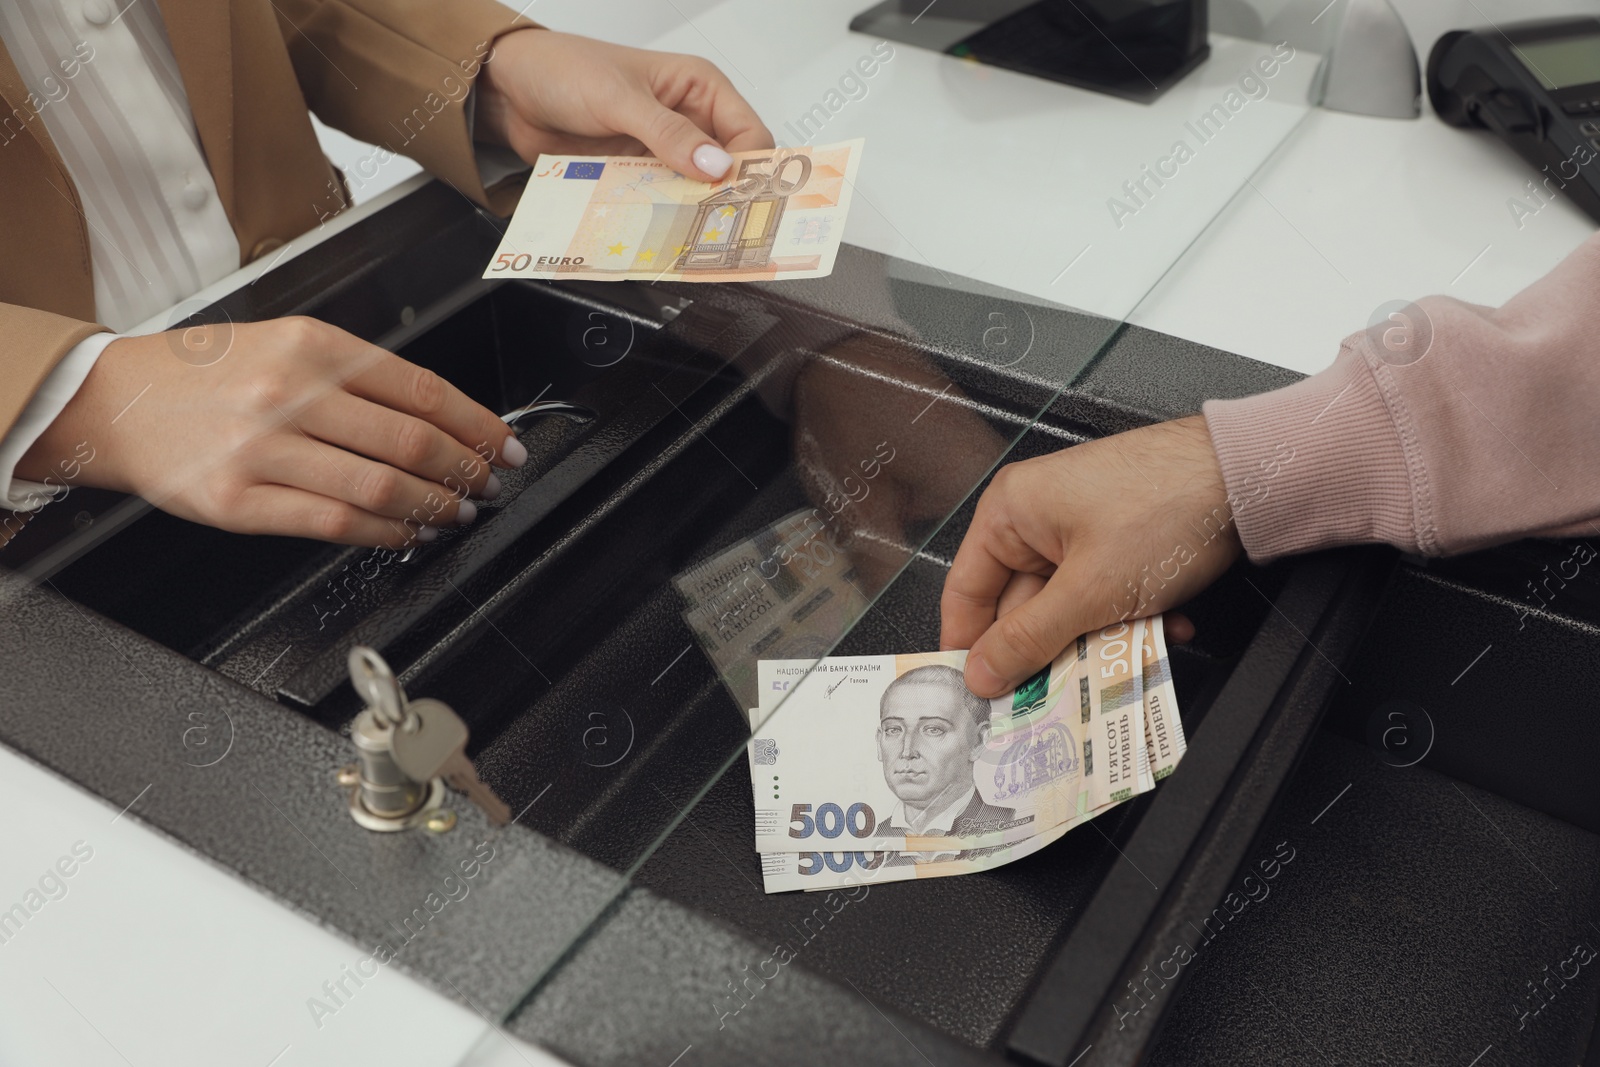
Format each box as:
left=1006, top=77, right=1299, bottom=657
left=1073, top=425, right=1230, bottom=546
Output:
left=940, top=416, right=1238, bottom=698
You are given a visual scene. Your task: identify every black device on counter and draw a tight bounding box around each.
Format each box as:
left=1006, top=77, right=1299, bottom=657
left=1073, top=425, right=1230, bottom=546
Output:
left=849, top=0, right=1209, bottom=103
left=1429, top=17, right=1600, bottom=223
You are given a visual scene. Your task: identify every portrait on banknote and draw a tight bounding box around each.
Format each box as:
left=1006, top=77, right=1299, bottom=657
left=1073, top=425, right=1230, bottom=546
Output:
left=875, top=664, right=1018, bottom=837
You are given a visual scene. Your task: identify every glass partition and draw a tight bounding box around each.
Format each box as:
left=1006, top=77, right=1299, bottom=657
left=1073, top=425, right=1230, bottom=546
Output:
left=463, top=0, right=1350, bottom=1059
left=0, top=0, right=1348, bottom=1058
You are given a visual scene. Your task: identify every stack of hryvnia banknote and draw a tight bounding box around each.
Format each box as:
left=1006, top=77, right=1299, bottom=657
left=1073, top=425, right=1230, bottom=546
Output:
left=673, top=511, right=1186, bottom=895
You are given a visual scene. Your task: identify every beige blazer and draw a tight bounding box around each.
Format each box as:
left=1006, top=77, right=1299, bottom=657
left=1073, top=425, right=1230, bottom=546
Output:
left=0, top=0, right=533, bottom=475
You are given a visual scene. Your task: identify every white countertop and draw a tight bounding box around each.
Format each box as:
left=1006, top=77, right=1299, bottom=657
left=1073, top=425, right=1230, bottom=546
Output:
left=0, top=744, right=558, bottom=1067
left=8, top=2, right=1599, bottom=1065
left=316, top=0, right=1597, bottom=379
left=1126, top=64, right=1599, bottom=372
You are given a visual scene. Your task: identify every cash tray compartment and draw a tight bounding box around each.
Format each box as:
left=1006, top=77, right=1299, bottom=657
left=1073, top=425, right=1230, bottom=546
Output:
left=8, top=179, right=1405, bottom=1065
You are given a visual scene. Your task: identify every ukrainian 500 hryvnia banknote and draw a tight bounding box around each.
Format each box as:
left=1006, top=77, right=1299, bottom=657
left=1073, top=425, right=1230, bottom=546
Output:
left=749, top=617, right=1186, bottom=893
left=672, top=508, right=868, bottom=714
left=749, top=620, right=1161, bottom=856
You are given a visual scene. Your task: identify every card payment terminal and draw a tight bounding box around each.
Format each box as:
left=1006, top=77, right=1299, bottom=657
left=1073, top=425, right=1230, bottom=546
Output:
left=1429, top=18, right=1600, bottom=224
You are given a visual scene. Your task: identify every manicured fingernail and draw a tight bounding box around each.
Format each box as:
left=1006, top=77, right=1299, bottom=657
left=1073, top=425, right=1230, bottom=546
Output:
left=416, top=525, right=439, bottom=543
left=483, top=473, right=502, bottom=499
left=692, top=143, right=732, bottom=179
left=456, top=499, right=477, bottom=525
left=966, top=652, right=1006, bottom=697
left=501, top=435, right=528, bottom=468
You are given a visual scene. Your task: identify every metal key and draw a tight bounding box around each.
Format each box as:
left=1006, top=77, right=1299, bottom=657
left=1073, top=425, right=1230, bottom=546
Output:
left=390, top=698, right=511, bottom=826
left=348, top=646, right=411, bottom=730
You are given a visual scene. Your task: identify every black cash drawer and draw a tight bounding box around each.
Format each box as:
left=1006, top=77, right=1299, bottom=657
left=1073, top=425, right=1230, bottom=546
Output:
left=6, top=178, right=1598, bottom=1066
left=1147, top=548, right=1600, bottom=1067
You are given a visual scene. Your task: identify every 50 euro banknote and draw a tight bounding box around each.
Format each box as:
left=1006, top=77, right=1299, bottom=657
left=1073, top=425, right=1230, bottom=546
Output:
left=484, top=140, right=864, bottom=284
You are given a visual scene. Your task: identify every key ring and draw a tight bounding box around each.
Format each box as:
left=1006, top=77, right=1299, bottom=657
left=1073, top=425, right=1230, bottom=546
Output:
left=384, top=400, right=589, bottom=568
left=500, top=398, right=591, bottom=431
left=347, top=646, right=416, bottom=731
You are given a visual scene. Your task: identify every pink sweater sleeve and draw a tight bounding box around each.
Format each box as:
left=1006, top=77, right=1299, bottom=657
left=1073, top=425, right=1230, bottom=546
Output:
left=1203, top=232, right=1600, bottom=563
